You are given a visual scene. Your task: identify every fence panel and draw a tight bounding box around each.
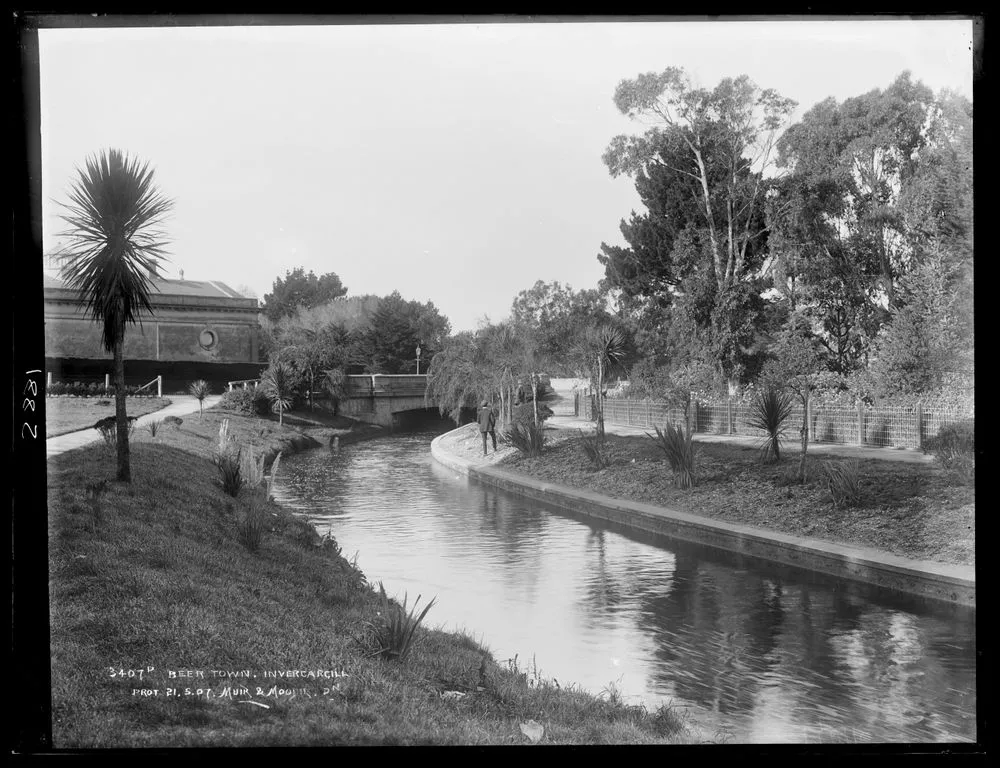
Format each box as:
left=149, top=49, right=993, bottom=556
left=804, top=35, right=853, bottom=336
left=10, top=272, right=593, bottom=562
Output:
left=588, top=395, right=972, bottom=452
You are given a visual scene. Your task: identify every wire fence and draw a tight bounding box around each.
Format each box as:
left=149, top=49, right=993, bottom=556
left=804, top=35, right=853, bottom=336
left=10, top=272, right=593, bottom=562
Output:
left=577, top=392, right=974, bottom=450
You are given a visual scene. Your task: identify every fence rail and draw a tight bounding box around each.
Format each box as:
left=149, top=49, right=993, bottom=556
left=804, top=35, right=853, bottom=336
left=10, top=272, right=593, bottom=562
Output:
left=579, top=392, right=973, bottom=451
left=345, top=374, right=429, bottom=398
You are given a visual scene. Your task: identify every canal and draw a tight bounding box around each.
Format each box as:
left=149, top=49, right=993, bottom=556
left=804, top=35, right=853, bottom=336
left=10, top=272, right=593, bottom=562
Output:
left=271, top=427, right=977, bottom=744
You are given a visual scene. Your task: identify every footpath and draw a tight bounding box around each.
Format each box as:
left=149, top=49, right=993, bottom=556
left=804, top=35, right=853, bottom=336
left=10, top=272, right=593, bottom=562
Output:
left=45, top=395, right=223, bottom=458
left=432, top=414, right=974, bottom=608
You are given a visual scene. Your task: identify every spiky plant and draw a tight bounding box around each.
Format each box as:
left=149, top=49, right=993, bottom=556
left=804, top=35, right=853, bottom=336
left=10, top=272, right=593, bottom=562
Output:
left=372, top=582, right=437, bottom=663
left=647, top=423, right=697, bottom=489
left=504, top=422, right=545, bottom=457
left=576, top=324, right=630, bottom=440
left=747, top=387, right=794, bottom=463
left=189, top=379, right=210, bottom=417
left=579, top=429, right=607, bottom=470
left=823, top=459, right=863, bottom=508
left=260, top=362, right=297, bottom=425
left=57, top=148, right=173, bottom=482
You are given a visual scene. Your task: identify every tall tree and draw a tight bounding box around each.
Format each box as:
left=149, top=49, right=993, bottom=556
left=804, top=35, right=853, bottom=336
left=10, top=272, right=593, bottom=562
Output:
left=603, top=69, right=794, bottom=393
left=509, top=280, right=609, bottom=373
left=605, top=68, right=796, bottom=293
left=57, top=149, right=173, bottom=483
left=262, top=267, right=348, bottom=322
left=363, top=291, right=450, bottom=374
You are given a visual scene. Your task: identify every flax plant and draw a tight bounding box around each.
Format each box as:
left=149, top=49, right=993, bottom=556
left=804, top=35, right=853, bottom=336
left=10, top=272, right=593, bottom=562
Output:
left=747, top=387, right=794, bottom=463
left=647, top=422, right=697, bottom=489
left=372, top=582, right=437, bottom=663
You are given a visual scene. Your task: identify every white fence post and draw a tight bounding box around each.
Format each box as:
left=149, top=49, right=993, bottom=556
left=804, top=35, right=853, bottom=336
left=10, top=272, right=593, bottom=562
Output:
left=157, top=375, right=162, bottom=398
left=47, top=371, right=52, bottom=387
left=105, top=373, right=110, bottom=389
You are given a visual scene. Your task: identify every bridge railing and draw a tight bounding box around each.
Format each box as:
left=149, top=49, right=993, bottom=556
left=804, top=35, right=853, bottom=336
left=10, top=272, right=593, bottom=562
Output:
left=345, top=374, right=428, bottom=398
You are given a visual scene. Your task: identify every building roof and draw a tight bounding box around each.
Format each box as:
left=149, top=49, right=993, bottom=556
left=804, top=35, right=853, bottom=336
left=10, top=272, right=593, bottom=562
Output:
left=44, top=273, right=250, bottom=301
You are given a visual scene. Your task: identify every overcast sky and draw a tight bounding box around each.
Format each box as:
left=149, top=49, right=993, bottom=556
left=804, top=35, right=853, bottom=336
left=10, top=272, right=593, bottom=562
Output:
left=38, top=17, right=975, bottom=333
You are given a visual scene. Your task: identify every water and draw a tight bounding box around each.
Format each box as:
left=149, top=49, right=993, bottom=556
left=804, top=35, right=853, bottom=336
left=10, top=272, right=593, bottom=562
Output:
left=271, top=428, right=977, bottom=744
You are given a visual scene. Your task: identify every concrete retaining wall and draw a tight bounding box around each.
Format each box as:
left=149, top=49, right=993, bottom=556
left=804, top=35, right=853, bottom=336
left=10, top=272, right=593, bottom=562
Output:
left=431, top=430, right=975, bottom=608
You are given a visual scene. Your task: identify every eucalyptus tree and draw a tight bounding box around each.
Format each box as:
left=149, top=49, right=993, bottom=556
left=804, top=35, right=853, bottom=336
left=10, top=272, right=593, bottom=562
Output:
left=57, top=149, right=173, bottom=482
left=603, top=68, right=796, bottom=393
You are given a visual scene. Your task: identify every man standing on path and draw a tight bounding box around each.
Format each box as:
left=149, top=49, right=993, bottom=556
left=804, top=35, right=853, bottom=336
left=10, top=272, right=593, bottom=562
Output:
left=478, top=400, right=496, bottom=456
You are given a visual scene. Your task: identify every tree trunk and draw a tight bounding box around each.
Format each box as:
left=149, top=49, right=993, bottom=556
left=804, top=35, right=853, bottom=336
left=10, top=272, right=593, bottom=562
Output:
left=113, top=332, right=131, bottom=483
left=532, top=372, right=539, bottom=427
left=797, top=389, right=809, bottom=483
left=596, top=357, right=605, bottom=440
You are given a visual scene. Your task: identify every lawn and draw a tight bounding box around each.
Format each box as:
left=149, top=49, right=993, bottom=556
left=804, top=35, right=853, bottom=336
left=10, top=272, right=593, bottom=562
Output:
left=447, top=423, right=974, bottom=568
left=46, top=406, right=693, bottom=747
left=45, top=396, right=173, bottom=437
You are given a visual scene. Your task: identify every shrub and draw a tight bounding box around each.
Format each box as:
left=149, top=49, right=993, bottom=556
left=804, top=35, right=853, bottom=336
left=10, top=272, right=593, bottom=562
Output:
left=163, top=415, right=183, bottom=429
left=511, top=401, right=554, bottom=428
left=93, top=415, right=137, bottom=452
left=924, top=420, right=975, bottom=481
left=579, top=429, right=607, bottom=470
left=214, top=447, right=243, bottom=497
left=504, top=422, right=545, bottom=457
left=219, top=387, right=261, bottom=416
left=647, top=422, right=697, bottom=489
left=238, top=491, right=268, bottom=552
left=747, top=387, right=794, bottom=463
left=370, top=582, right=437, bottom=663
left=823, top=459, right=863, bottom=508
left=146, top=419, right=162, bottom=437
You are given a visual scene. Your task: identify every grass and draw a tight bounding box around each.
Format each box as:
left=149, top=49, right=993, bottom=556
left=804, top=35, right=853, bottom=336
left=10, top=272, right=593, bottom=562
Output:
left=45, top=396, right=172, bottom=437
left=488, top=431, right=975, bottom=567
left=47, top=406, right=693, bottom=746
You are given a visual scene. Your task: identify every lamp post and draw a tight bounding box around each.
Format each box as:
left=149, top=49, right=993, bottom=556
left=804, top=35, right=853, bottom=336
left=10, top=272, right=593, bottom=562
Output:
left=416, top=345, right=422, bottom=375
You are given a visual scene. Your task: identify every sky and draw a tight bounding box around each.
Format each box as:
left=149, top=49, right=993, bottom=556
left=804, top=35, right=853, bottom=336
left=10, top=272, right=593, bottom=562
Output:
left=37, top=17, right=975, bottom=333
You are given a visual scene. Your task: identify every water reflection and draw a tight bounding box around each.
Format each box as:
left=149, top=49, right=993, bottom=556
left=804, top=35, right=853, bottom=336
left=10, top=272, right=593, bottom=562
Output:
left=272, top=430, right=976, bottom=743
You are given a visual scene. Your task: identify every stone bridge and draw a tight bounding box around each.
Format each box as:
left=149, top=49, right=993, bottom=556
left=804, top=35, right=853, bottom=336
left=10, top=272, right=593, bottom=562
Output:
left=338, top=374, right=438, bottom=429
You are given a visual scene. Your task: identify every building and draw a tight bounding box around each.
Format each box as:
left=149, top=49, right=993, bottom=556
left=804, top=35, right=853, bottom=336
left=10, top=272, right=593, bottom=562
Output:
left=43, top=264, right=264, bottom=393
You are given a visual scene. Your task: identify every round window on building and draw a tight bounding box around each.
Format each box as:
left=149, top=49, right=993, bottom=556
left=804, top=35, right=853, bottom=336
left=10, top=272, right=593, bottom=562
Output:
left=199, top=328, right=218, bottom=350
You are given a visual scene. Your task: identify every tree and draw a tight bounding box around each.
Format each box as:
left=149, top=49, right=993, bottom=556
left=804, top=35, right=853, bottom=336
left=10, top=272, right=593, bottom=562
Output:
left=868, top=247, right=973, bottom=396
left=262, top=267, right=348, bottom=322
left=509, top=280, right=609, bottom=373
left=259, top=362, right=298, bottom=426
left=57, top=148, right=173, bottom=483
left=426, top=331, right=494, bottom=425
left=760, top=315, right=832, bottom=482
left=576, top=323, right=631, bottom=440
left=363, top=291, right=451, bottom=374
left=603, top=68, right=795, bottom=393
left=605, top=68, right=795, bottom=293
left=189, top=380, right=210, bottom=417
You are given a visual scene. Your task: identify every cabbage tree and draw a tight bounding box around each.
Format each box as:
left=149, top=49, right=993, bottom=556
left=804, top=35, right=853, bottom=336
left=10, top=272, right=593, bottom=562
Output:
left=57, top=149, right=173, bottom=482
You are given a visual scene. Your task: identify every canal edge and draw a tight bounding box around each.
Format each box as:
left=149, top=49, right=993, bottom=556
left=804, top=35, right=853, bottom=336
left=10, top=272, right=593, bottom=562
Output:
left=430, top=430, right=975, bottom=609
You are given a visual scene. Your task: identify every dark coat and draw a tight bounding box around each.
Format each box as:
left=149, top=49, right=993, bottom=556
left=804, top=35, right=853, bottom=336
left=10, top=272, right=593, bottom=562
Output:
left=477, top=405, right=496, bottom=433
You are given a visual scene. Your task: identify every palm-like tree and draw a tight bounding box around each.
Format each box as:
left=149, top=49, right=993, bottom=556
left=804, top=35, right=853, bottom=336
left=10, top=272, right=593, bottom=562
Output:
left=578, top=324, right=629, bottom=440
left=260, top=362, right=297, bottom=426
left=57, top=149, right=173, bottom=482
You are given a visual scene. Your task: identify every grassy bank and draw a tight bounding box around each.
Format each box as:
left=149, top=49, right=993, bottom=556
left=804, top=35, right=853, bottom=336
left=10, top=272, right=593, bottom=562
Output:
left=45, top=397, right=173, bottom=437
left=47, top=407, right=692, bottom=746
left=474, top=424, right=973, bottom=568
